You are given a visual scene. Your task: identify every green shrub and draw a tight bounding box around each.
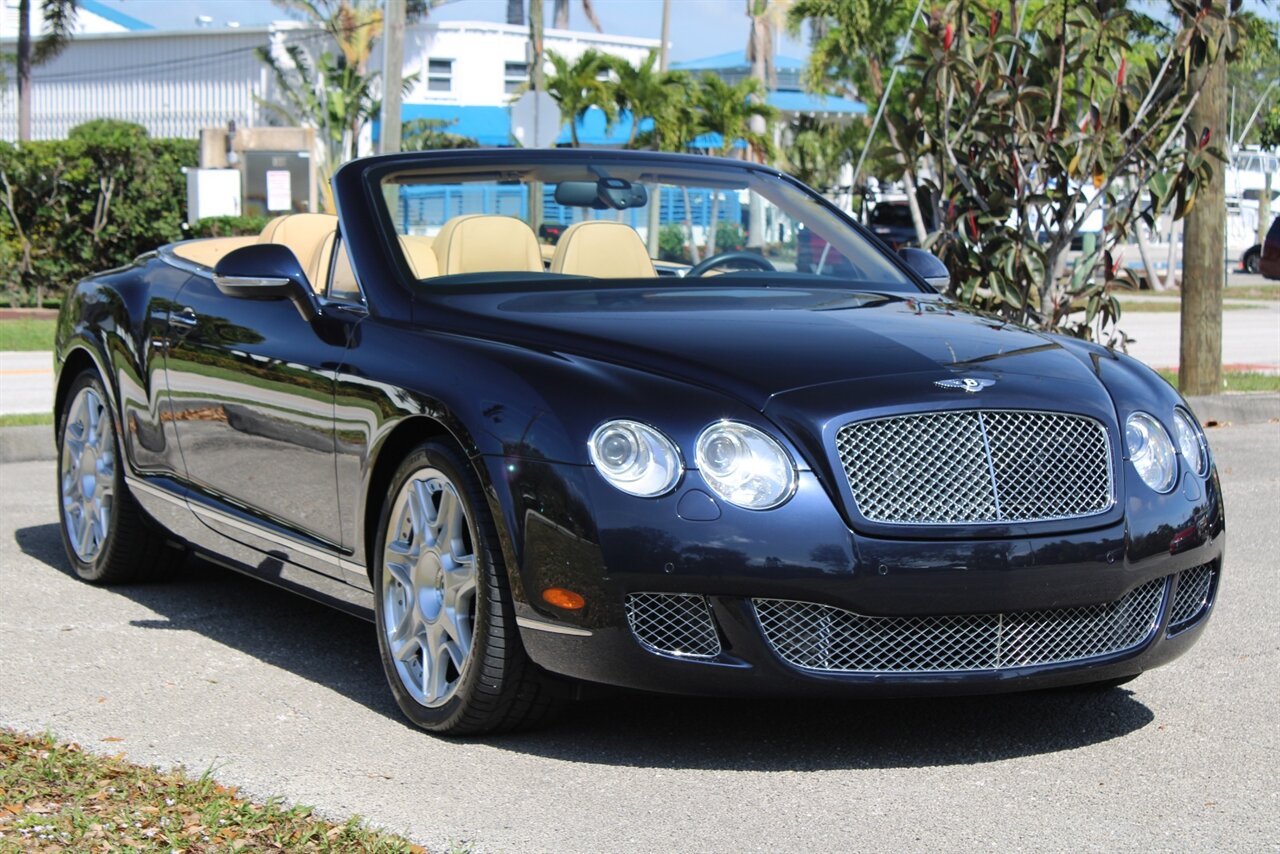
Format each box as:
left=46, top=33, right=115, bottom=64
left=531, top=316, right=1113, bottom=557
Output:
left=658, top=223, right=689, bottom=262
left=0, top=120, right=198, bottom=306
left=186, top=215, right=271, bottom=239
left=715, top=220, right=745, bottom=252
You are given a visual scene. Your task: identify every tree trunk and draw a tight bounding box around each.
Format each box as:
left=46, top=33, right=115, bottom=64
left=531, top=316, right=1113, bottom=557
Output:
left=681, top=186, right=701, bottom=264
left=17, top=0, right=32, bottom=142
left=1259, top=170, right=1273, bottom=248
left=529, top=0, right=544, bottom=92
left=1179, top=6, right=1227, bottom=397
left=706, top=191, right=721, bottom=256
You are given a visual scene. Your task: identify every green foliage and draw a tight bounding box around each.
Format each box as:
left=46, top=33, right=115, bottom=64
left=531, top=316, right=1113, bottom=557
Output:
left=658, top=223, right=690, bottom=262
left=401, top=118, right=480, bottom=150
left=691, top=74, right=777, bottom=159
left=1229, top=12, right=1280, bottom=147
left=783, top=116, right=856, bottom=193
left=897, top=0, right=1231, bottom=344
left=1258, top=106, right=1280, bottom=150
left=715, top=220, right=747, bottom=251
left=0, top=121, right=197, bottom=306
left=187, top=215, right=271, bottom=238
left=608, top=50, right=690, bottom=149
left=544, top=49, right=618, bottom=146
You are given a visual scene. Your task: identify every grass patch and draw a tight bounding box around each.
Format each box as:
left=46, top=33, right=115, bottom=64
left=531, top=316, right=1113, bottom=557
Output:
left=0, top=728, right=427, bottom=853
left=0, top=318, right=57, bottom=351
left=1224, top=284, right=1280, bottom=301
left=0, top=412, right=53, bottom=427
left=1156, top=370, right=1280, bottom=393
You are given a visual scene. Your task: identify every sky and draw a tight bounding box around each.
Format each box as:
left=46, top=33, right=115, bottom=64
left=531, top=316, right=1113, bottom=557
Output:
left=91, top=0, right=812, bottom=63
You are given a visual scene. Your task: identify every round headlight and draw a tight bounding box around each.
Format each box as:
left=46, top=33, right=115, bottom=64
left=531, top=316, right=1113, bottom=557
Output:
left=1125, top=412, right=1177, bottom=493
left=588, top=420, right=681, bottom=497
left=1172, top=409, right=1208, bottom=477
left=695, top=421, right=796, bottom=509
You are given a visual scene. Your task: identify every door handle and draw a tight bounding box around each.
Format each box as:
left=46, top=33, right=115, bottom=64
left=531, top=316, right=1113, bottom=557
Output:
left=169, top=307, right=199, bottom=329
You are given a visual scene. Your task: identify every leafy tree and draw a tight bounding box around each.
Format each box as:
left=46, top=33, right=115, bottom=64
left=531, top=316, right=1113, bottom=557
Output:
left=608, top=50, right=689, bottom=148
left=901, top=0, right=1234, bottom=344
left=544, top=49, right=617, bottom=146
left=14, top=0, right=79, bottom=141
left=401, top=118, right=480, bottom=150
left=1229, top=12, right=1280, bottom=148
left=782, top=116, right=855, bottom=194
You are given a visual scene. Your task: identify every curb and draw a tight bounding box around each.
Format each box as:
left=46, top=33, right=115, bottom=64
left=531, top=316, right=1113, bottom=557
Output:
left=2, top=394, right=1275, bottom=466
left=1185, top=393, right=1280, bottom=428
left=0, top=425, right=55, bottom=463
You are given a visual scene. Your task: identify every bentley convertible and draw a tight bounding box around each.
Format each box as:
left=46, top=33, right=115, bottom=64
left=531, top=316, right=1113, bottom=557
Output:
left=53, top=149, right=1224, bottom=734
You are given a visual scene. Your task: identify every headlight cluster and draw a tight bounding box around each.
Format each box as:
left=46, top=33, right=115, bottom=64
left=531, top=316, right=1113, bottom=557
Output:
left=1125, top=408, right=1209, bottom=492
left=589, top=419, right=796, bottom=509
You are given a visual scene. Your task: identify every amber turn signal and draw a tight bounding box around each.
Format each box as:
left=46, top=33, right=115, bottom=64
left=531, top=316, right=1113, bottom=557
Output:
left=542, top=587, right=586, bottom=610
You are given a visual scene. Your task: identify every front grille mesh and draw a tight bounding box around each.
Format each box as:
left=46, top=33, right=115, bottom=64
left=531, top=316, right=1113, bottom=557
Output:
left=836, top=410, right=1112, bottom=524
left=754, top=577, right=1166, bottom=674
left=625, top=593, right=721, bottom=659
left=1168, top=563, right=1215, bottom=634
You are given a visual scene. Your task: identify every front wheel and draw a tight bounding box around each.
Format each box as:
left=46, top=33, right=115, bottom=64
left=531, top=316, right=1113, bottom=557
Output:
left=57, top=369, right=174, bottom=583
left=1242, top=247, right=1261, bottom=274
left=373, top=441, right=562, bottom=734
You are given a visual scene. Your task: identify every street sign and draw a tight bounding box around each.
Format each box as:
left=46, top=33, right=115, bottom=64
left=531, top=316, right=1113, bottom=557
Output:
left=510, top=91, right=561, bottom=148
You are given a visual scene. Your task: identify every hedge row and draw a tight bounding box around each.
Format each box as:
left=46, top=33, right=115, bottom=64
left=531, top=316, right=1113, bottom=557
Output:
left=0, top=120, right=198, bottom=306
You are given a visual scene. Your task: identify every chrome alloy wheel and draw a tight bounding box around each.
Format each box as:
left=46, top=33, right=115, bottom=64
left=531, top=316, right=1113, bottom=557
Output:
left=381, top=468, right=478, bottom=708
left=60, top=385, right=116, bottom=562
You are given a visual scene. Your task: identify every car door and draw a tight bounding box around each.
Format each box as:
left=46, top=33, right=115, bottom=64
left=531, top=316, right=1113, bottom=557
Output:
left=163, top=262, right=352, bottom=579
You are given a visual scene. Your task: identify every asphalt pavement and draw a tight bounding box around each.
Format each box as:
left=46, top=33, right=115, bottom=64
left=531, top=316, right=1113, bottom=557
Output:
left=1, top=423, right=1278, bottom=852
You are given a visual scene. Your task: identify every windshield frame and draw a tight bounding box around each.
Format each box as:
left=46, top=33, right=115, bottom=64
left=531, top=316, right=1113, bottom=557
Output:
left=354, top=150, right=931, bottom=299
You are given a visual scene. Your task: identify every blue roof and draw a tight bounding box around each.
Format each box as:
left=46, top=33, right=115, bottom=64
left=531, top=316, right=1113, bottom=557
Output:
left=672, top=50, right=807, bottom=72
left=79, top=0, right=154, bottom=31
left=767, top=90, right=866, bottom=115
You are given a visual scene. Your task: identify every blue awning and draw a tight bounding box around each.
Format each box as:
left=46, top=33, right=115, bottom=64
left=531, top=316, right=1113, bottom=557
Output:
left=398, top=104, right=513, bottom=146
left=672, top=50, right=808, bottom=72
left=767, top=90, right=866, bottom=115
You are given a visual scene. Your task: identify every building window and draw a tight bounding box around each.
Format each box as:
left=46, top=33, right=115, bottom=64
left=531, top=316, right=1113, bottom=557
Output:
left=504, top=61, right=528, bottom=94
left=427, top=59, right=453, bottom=92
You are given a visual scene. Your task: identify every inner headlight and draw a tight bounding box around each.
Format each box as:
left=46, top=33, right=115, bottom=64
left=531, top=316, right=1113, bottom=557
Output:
left=1172, top=409, right=1208, bottom=477
left=1125, top=412, right=1177, bottom=493
left=695, top=421, right=796, bottom=509
left=588, top=420, right=681, bottom=497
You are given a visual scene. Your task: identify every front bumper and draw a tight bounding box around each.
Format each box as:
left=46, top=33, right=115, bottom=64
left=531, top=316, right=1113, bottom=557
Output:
left=496, top=459, right=1225, bottom=697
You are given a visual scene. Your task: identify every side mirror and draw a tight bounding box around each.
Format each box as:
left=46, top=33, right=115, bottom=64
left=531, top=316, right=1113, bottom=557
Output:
left=899, top=247, right=951, bottom=292
left=213, top=244, right=318, bottom=322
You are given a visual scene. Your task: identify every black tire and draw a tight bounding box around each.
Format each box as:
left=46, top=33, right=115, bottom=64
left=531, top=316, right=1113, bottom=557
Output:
left=373, top=440, right=563, bottom=734
left=56, top=369, right=175, bottom=584
left=1242, top=247, right=1260, bottom=274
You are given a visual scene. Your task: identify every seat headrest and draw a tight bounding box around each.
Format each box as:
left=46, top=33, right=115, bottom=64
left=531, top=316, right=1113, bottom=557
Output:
left=257, top=213, right=339, bottom=293
left=432, top=214, right=542, bottom=275
left=399, top=235, right=440, bottom=279
left=550, top=220, right=656, bottom=278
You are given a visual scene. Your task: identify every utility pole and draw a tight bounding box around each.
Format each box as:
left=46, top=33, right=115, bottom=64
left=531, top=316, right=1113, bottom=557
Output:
left=645, top=0, right=672, bottom=258
left=1179, top=3, right=1228, bottom=397
left=379, top=0, right=406, bottom=155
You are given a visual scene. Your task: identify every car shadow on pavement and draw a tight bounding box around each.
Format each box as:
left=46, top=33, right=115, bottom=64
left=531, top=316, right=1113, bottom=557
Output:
left=17, top=522, right=1156, bottom=771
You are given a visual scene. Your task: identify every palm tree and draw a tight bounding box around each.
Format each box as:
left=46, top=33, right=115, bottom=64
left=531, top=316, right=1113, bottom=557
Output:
left=783, top=116, right=852, bottom=194
left=693, top=74, right=777, bottom=254
left=543, top=49, right=617, bottom=146
left=15, top=0, right=80, bottom=141
left=609, top=51, right=688, bottom=148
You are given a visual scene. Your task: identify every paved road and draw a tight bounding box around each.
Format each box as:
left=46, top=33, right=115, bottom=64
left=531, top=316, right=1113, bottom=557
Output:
left=0, top=351, right=53, bottom=416
left=1, top=424, right=1277, bottom=852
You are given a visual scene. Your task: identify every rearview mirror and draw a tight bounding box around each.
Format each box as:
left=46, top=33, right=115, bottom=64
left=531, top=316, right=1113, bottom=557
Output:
left=899, top=247, right=951, bottom=292
left=213, top=244, right=319, bottom=322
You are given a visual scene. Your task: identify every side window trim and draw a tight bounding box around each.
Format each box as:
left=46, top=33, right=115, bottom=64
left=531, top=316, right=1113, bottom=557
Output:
left=322, top=232, right=368, bottom=308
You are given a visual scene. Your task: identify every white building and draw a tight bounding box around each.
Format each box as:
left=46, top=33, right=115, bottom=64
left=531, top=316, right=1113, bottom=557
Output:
left=0, top=11, right=658, bottom=144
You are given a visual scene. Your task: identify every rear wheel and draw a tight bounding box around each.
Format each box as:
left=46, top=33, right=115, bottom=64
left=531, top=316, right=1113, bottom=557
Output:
left=57, top=370, right=173, bottom=583
left=373, top=440, right=562, bottom=734
left=1242, top=247, right=1260, bottom=274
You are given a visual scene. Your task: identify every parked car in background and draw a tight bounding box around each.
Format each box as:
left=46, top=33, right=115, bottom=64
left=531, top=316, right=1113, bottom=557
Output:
left=865, top=199, right=932, bottom=248
left=54, top=149, right=1223, bottom=736
left=1259, top=215, right=1280, bottom=280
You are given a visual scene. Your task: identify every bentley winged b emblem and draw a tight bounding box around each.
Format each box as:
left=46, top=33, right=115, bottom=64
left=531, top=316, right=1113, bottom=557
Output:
left=935, top=377, right=996, bottom=393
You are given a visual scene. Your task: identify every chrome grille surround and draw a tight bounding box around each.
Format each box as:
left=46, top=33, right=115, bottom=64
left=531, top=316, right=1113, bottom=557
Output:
left=625, top=593, right=722, bottom=659
left=836, top=409, right=1114, bottom=525
left=753, top=577, right=1166, bottom=674
left=1168, top=563, right=1215, bottom=636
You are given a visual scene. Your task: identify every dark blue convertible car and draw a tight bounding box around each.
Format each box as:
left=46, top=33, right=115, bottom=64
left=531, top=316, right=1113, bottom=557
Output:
left=53, top=150, right=1224, bottom=734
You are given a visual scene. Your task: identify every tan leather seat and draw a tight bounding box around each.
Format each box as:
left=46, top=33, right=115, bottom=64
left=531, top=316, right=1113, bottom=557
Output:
left=399, top=235, right=440, bottom=278
left=432, top=214, right=542, bottom=275
left=258, top=213, right=339, bottom=293
left=550, top=220, right=656, bottom=278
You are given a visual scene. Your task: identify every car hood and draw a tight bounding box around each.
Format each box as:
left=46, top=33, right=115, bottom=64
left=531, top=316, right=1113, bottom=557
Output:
left=428, top=285, right=1111, bottom=412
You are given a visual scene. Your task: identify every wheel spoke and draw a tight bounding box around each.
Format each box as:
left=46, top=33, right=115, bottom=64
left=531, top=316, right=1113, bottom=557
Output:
left=77, top=504, right=95, bottom=556
left=422, top=627, right=453, bottom=705
left=407, top=481, right=433, bottom=541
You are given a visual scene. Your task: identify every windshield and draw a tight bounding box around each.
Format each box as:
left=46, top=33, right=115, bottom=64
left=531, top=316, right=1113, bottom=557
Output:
left=374, top=156, right=918, bottom=292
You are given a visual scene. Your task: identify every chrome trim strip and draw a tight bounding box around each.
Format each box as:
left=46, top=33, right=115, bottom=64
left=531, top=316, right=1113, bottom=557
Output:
left=212, top=274, right=291, bottom=289
left=516, top=616, right=593, bottom=637
left=124, top=475, right=188, bottom=509
left=188, top=498, right=344, bottom=567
